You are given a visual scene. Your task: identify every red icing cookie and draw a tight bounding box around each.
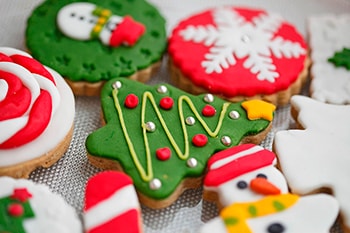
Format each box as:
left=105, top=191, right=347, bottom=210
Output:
left=168, top=6, right=309, bottom=106
left=84, top=171, right=142, bottom=233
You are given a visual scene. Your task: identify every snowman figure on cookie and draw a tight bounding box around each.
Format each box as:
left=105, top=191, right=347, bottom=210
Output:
left=201, top=144, right=339, bottom=233
left=57, top=2, right=145, bottom=47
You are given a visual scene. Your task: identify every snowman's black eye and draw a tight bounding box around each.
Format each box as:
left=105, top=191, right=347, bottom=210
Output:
left=267, top=222, right=285, bottom=233
left=237, top=180, right=248, bottom=189
left=257, top=173, right=267, bottom=179
left=79, top=16, right=85, bottom=21
left=70, top=12, right=76, bottom=17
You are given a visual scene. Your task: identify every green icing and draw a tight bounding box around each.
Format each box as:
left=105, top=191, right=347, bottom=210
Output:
left=85, top=78, right=272, bottom=200
left=328, top=47, right=350, bottom=71
left=0, top=196, right=34, bottom=233
left=25, top=0, right=167, bottom=82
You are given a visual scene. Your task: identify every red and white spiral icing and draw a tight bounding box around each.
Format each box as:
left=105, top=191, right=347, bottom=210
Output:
left=0, top=47, right=60, bottom=149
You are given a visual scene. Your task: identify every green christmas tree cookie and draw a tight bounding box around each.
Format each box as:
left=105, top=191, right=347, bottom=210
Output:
left=86, top=78, right=275, bottom=208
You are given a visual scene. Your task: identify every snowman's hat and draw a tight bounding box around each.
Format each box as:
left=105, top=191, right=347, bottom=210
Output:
left=84, top=171, right=141, bottom=233
left=204, top=144, right=276, bottom=187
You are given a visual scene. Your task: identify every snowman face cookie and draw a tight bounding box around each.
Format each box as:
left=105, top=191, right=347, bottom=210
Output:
left=57, top=2, right=145, bottom=47
left=200, top=194, right=339, bottom=233
left=204, top=144, right=288, bottom=207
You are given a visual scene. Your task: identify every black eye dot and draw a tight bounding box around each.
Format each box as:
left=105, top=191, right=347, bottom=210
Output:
left=70, top=12, right=76, bottom=17
left=79, top=16, right=85, bottom=21
left=267, top=223, right=285, bottom=233
left=237, top=180, right=248, bottom=189
left=257, top=173, right=267, bottom=179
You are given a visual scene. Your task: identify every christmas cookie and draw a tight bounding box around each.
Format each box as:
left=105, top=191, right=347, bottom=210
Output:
left=84, top=171, right=142, bottom=233
left=85, top=77, right=275, bottom=209
left=0, top=47, right=75, bottom=178
left=26, top=0, right=166, bottom=96
left=274, top=95, right=350, bottom=232
left=308, top=14, right=350, bottom=104
left=168, top=6, right=309, bottom=106
left=0, top=176, right=82, bottom=233
left=200, top=193, right=339, bottom=233
left=203, top=144, right=288, bottom=209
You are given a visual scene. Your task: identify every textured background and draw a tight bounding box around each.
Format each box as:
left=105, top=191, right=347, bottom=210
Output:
left=1, top=0, right=350, bottom=232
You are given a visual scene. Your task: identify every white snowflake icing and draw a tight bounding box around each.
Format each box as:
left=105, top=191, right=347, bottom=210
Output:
left=180, top=7, right=306, bottom=83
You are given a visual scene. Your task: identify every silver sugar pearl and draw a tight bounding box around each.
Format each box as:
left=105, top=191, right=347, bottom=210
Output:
left=229, top=110, right=240, bottom=119
left=187, top=158, right=198, bottom=168
left=241, top=35, right=251, bottom=43
left=204, top=94, right=214, bottom=103
left=221, top=136, right=232, bottom=146
left=149, top=178, right=162, bottom=190
left=157, top=85, right=168, bottom=94
left=112, top=81, right=122, bottom=89
left=185, top=116, right=196, bottom=126
left=145, top=121, right=156, bottom=132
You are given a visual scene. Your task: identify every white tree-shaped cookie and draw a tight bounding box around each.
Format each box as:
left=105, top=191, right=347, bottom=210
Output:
left=274, top=95, right=350, bottom=230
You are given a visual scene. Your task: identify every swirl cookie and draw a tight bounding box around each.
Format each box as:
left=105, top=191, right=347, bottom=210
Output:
left=26, top=0, right=166, bottom=96
left=274, top=95, right=350, bottom=232
left=0, top=176, right=82, bottom=233
left=168, top=6, right=309, bottom=106
left=0, top=47, right=75, bottom=178
left=308, top=14, right=350, bottom=104
left=86, top=78, right=275, bottom=209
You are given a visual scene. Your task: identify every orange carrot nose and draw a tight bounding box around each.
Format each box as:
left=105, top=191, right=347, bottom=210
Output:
left=250, top=177, right=281, bottom=195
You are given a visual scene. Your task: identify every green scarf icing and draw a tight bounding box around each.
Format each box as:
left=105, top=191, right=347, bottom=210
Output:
left=26, top=0, right=166, bottom=82
left=86, top=78, right=272, bottom=200
left=328, top=47, right=350, bottom=70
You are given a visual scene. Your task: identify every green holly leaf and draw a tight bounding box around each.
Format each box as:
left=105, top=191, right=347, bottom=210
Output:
left=328, top=47, right=350, bottom=70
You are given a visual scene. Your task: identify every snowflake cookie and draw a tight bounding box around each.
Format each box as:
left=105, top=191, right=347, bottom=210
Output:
left=274, top=95, right=350, bottom=232
left=85, top=78, right=275, bottom=209
left=168, top=6, right=308, bottom=106
left=308, top=14, right=350, bottom=104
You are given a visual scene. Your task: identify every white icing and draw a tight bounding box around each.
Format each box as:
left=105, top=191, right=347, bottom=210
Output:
left=308, top=14, right=350, bottom=104
left=274, top=95, right=350, bottom=227
left=57, top=2, right=122, bottom=46
left=205, top=166, right=289, bottom=206
left=179, top=7, right=306, bottom=82
left=209, top=145, right=264, bottom=169
left=0, top=79, right=8, bottom=101
left=0, top=116, right=28, bottom=144
left=0, top=48, right=75, bottom=167
left=200, top=194, right=339, bottom=233
left=0, top=176, right=82, bottom=233
left=84, top=184, right=139, bottom=231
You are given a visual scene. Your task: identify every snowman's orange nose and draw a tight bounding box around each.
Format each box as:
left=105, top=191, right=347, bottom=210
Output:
left=250, top=177, right=281, bottom=195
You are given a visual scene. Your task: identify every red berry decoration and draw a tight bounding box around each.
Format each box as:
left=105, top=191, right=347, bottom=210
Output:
left=8, top=203, right=24, bottom=217
left=156, top=147, right=172, bottom=161
left=192, top=134, right=208, bottom=147
left=124, top=94, right=139, bottom=109
left=159, top=97, right=174, bottom=110
left=202, top=105, right=216, bottom=117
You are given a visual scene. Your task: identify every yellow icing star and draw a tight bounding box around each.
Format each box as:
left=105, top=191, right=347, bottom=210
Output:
left=241, top=100, right=276, bottom=121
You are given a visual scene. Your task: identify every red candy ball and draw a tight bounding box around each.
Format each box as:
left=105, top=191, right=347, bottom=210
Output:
left=159, top=97, right=174, bottom=110
left=8, top=203, right=24, bottom=217
left=202, top=105, right=216, bottom=117
left=192, top=134, right=208, bottom=147
left=124, top=94, right=139, bottom=109
left=156, top=147, right=171, bottom=161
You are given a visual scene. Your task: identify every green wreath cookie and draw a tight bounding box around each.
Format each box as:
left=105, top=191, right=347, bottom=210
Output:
left=85, top=78, right=275, bottom=208
left=26, top=0, right=166, bottom=95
